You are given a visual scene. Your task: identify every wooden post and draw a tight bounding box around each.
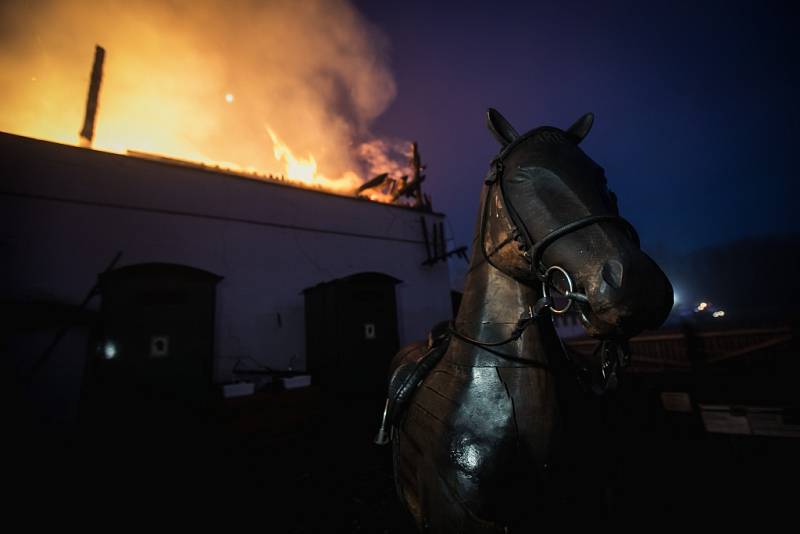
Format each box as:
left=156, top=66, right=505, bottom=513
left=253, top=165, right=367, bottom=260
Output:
left=420, top=216, right=432, bottom=263
left=79, top=45, right=105, bottom=146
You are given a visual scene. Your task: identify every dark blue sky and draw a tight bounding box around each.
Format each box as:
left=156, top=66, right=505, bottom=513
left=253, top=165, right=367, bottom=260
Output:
left=356, top=0, right=798, bottom=258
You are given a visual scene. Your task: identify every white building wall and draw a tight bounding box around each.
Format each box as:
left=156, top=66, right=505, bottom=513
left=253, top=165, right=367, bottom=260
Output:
left=1, top=134, right=452, bottom=422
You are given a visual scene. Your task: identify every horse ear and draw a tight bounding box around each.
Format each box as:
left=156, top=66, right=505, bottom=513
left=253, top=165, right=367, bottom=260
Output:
left=566, top=112, right=594, bottom=143
left=486, top=108, right=519, bottom=147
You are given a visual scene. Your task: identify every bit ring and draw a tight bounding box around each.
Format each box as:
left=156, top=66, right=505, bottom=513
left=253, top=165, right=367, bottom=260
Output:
left=541, top=265, right=574, bottom=314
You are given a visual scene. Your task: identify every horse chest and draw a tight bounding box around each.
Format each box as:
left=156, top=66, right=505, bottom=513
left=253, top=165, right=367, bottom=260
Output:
left=404, top=363, right=557, bottom=500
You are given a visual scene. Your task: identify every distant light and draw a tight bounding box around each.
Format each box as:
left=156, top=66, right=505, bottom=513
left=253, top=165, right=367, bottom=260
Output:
left=712, top=310, right=726, bottom=318
left=225, top=93, right=234, bottom=103
left=103, top=341, right=117, bottom=359
left=695, top=302, right=709, bottom=312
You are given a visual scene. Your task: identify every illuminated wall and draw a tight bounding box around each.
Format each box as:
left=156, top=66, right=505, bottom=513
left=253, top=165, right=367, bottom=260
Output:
left=1, top=132, right=451, bottom=423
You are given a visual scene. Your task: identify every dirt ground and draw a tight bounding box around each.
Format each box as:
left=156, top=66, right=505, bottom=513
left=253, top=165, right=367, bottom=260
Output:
left=13, top=384, right=798, bottom=530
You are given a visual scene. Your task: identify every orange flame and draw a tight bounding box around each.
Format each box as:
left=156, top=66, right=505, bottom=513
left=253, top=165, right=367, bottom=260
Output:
left=266, top=127, right=362, bottom=193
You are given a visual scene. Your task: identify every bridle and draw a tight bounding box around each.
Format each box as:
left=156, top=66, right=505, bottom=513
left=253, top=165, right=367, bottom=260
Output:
left=481, top=156, right=640, bottom=303
left=450, top=137, right=640, bottom=391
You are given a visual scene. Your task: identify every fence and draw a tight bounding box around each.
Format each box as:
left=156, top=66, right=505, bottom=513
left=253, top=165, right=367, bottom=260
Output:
left=565, top=327, right=795, bottom=373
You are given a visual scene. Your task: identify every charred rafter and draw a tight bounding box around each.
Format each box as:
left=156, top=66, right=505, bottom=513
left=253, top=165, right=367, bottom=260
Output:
left=420, top=216, right=468, bottom=266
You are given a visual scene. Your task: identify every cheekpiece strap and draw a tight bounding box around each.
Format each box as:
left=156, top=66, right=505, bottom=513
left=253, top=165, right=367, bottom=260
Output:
left=485, top=158, right=504, bottom=185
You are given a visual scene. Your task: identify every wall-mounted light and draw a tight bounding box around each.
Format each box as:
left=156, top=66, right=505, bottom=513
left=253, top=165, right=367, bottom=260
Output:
left=103, top=341, right=117, bottom=360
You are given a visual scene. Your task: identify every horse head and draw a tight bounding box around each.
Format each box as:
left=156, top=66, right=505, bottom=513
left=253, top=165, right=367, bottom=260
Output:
left=482, top=108, right=673, bottom=339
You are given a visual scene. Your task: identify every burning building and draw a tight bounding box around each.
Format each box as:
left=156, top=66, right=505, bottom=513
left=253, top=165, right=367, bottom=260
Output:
left=0, top=1, right=458, bottom=427
left=1, top=131, right=453, bottom=426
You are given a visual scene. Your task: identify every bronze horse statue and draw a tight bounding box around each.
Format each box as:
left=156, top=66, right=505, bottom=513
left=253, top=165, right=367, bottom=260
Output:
left=376, top=109, right=673, bottom=532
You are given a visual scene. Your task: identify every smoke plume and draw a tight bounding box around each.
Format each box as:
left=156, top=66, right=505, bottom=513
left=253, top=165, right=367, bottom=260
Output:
left=0, top=0, right=407, bottom=191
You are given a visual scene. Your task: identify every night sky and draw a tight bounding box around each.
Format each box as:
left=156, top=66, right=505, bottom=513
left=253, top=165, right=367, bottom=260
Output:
left=356, top=0, right=798, bottom=265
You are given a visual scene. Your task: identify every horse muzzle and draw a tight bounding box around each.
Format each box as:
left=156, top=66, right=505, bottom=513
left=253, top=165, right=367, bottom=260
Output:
left=578, top=254, right=673, bottom=338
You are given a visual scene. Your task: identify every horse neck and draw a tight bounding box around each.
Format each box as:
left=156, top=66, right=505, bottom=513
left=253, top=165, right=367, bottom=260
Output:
left=451, top=254, right=561, bottom=367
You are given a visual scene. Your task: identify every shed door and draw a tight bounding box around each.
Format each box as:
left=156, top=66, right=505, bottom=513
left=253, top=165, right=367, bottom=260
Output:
left=304, top=272, right=400, bottom=394
left=82, top=263, right=221, bottom=424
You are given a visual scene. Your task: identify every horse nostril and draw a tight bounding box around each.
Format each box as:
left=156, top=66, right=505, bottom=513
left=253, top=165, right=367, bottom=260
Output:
left=602, top=260, right=624, bottom=290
